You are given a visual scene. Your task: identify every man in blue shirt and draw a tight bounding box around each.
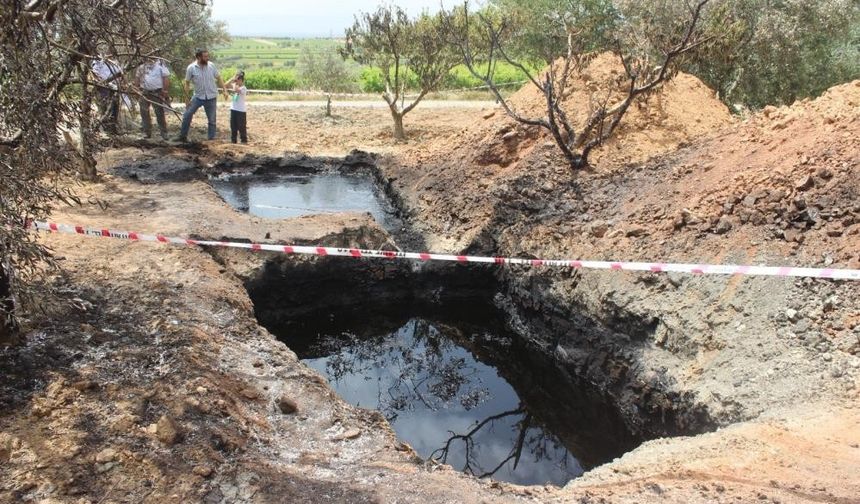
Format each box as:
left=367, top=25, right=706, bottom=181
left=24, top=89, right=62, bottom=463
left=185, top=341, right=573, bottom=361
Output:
left=176, top=49, right=227, bottom=142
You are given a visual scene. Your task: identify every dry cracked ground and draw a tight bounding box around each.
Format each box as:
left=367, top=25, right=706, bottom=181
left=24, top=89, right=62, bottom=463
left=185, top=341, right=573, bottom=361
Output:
left=1, top=72, right=859, bottom=504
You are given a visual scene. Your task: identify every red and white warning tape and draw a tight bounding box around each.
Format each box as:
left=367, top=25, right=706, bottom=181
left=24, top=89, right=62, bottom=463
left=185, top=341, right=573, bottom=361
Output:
left=32, top=221, right=860, bottom=281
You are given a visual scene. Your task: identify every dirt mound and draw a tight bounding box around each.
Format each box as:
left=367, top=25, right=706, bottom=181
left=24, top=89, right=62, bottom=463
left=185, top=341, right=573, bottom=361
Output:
left=645, top=79, right=860, bottom=270
left=411, top=52, right=733, bottom=173
left=396, top=53, right=734, bottom=252
left=506, top=52, right=734, bottom=166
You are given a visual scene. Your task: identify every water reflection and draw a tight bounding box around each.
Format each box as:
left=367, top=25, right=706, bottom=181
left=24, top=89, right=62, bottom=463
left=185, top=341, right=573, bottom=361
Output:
left=212, top=173, right=391, bottom=224
left=300, top=317, right=583, bottom=486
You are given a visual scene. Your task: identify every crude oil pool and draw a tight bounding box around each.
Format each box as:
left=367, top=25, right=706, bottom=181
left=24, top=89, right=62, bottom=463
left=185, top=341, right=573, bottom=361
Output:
left=213, top=171, right=639, bottom=487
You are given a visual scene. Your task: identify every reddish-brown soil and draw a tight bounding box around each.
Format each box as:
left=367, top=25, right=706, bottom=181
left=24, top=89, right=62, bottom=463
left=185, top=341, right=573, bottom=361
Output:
left=1, top=66, right=858, bottom=503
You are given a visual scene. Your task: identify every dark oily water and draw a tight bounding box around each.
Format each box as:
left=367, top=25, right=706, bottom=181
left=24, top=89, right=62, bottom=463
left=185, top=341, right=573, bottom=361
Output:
left=292, top=310, right=585, bottom=486
left=211, top=173, right=394, bottom=226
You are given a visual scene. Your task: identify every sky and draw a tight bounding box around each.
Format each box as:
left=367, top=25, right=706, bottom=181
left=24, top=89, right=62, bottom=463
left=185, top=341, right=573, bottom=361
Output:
left=211, top=0, right=445, bottom=37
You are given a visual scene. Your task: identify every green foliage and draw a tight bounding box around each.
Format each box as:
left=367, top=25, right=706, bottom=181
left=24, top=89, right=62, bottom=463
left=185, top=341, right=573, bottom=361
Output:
left=359, top=67, right=386, bottom=93
left=445, top=62, right=538, bottom=89
left=221, top=68, right=298, bottom=91
left=342, top=6, right=460, bottom=100
left=685, top=0, right=860, bottom=108
left=210, top=34, right=540, bottom=96
left=214, top=37, right=341, bottom=70
left=341, top=5, right=462, bottom=138
left=163, top=7, right=230, bottom=79
left=487, top=0, right=860, bottom=109
left=489, top=0, right=618, bottom=62
left=297, top=48, right=358, bottom=93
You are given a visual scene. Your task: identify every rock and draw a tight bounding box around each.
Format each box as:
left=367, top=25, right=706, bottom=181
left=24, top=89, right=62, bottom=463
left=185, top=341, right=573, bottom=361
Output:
left=334, top=428, right=361, bottom=441
left=252, top=360, right=264, bottom=368
left=95, top=461, right=117, bottom=474
left=714, top=216, right=733, bottom=234
left=95, top=448, right=118, bottom=463
left=826, top=227, right=843, bottom=238
left=786, top=309, right=800, bottom=322
left=783, top=229, right=804, bottom=243
left=240, top=387, right=261, bottom=400
left=625, top=226, right=648, bottom=238
left=71, top=380, right=98, bottom=392
left=793, top=197, right=807, bottom=210
left=681, top=208, right=699, bottom=224
left=193, top=465, right=214, bottom=478
left=795, top=175, right=815, bottom=191
left=0, top=433, right=14, bottom=462
left=183, top=397, right=208, bottom=414
left=589, top=221, right=610, bottom=238
left=482, top=110, right=496, bottom=120
left=276, top=396, right=298, bottom=415
left=155, top=415, right=181, bottom=446
left=742, top=195, right=758, bottom=207
left=195, top=386, right=208, bottom=395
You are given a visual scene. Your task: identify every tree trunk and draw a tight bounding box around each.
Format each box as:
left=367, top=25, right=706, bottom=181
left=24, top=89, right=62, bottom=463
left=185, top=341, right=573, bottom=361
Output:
left=0, top=262, right=18, bottom=345
left=325, top=95, right=332, bottom=117
left=392, top=112, right=405, bottom=140
left=78, top=67, right=99, bottom=181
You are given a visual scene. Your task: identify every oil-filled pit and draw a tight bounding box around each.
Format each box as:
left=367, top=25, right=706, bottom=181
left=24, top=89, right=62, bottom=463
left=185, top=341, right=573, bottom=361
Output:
left=208, top=163, right=712, bottom=487
left=244, top=257, right=642, bottom=487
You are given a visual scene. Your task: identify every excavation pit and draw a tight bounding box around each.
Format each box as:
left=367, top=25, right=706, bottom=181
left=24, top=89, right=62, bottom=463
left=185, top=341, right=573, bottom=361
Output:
left=245, top=258, right=644, bottom=487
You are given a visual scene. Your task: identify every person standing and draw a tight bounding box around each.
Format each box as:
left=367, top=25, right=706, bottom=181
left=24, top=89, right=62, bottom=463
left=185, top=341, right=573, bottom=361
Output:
left=135, top=58, right=171, bottom=140
left=91, top=57, right=123, bottom=134
left=226, top=71, right=249, bottom=144
left=177, top=49, right=227, bottom=142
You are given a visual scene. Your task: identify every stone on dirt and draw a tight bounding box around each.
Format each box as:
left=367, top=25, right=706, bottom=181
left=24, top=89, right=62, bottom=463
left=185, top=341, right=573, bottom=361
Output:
left=795, top=175, right=815, bottom=191
left=589, top=221, right=610, bottom=238
left=714, top=216, right=734, bottom=235
left=626, top=226, right=648, bottom=238
left=156, top=415, right=181, bottom=446
left=240, top=387, right=261, bottom=400
left=193, top=465, right=214, bottom=478
left=334, top=428, right=361, bottom=441
left=95, top=448, right=118, bottom=463
left=276, top=395, right=298, bottom=415
left=0, top=433, right=14, bottom=462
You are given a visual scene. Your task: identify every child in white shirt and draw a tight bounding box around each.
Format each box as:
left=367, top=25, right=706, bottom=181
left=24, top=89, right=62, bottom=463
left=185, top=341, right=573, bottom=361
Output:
left=226, top=71, right=248, bottom=144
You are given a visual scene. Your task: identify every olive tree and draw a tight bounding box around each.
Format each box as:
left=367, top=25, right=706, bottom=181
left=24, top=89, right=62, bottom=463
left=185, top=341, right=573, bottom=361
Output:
left=341, top=6, right=460, bottom=140
left=490, top=0, right=860, bottom=109
left=684, top=0, right=859, bottom=109
left=445, top=0, right=720, bottom=169
left=297, top=48, right=357, bottom=117
left=0, top=0, right=222, bottom=343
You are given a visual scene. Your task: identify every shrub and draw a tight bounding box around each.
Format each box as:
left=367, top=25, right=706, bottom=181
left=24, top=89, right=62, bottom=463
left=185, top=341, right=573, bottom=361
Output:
left=242, top=69, right=298, bottom=90
left=359, top=67, right=385, bottom=93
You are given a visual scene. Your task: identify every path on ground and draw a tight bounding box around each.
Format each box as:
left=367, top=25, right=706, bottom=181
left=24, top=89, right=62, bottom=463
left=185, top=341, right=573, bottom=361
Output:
left=201, top=100, right=499, bottom=110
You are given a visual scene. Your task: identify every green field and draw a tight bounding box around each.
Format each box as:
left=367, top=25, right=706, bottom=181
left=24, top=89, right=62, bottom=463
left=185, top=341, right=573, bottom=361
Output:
left=213, top=36, right=534, bottom=96
left=214, top=37, right=341, bottom=70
